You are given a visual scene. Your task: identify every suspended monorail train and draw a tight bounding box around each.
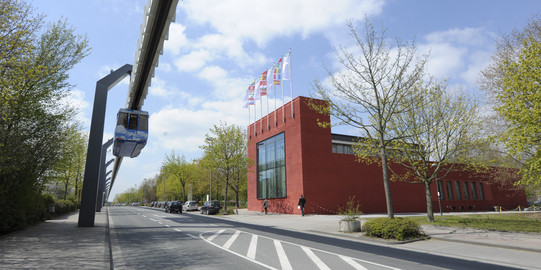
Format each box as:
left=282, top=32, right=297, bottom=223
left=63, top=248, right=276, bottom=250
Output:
left=113, top=108, right=149, bottom=158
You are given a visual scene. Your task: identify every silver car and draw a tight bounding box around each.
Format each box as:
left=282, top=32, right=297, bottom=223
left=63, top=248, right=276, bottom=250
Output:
left=183, top=201, right=199, bottom=211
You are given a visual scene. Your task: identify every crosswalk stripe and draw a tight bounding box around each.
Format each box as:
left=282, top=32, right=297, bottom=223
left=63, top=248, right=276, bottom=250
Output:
left=274, top=239, right=292, bottom=270
left=340, top=255, right=368, bottom=270
left=207, top=229, right=225, bottom=242
left=301, top=246, right=331, bottom=270
left=223, top=230, right=241, bottom=250
left=247, top=234, right=258, bottom=260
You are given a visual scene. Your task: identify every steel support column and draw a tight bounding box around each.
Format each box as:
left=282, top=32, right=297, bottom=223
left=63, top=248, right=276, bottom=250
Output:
left=96, top=138, right=113, bottom=213
left=78, top=64, right=132, bottom=227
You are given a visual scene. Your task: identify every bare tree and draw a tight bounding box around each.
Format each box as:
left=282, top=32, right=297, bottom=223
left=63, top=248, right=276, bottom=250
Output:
left=312, top=21, right=427, bottom=218
left=388, top=80, right=480, bottom=222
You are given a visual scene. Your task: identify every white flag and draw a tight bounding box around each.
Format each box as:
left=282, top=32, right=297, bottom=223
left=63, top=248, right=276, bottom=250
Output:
left=282, top=51, right=291, bottom=80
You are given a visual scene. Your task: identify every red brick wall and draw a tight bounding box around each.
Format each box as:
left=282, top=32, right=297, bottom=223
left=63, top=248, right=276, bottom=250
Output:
left=247, top=96, right=528, bottom=215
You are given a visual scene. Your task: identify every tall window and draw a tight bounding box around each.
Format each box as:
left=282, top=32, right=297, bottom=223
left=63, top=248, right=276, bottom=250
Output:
left=446, top=181, right=453, bottom=200
left=462, top=182, right=470, bottom=200
left=257, top=133, right=286, bottom=199
left=478, top=182, right=485, bottom=200
left=471, top=182, right=478, bottom=200
left=454, top=181, right=461, bottom=200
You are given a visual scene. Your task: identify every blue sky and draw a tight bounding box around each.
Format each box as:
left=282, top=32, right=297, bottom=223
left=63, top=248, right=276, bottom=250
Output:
left=33, top=0, right=540, bottom=200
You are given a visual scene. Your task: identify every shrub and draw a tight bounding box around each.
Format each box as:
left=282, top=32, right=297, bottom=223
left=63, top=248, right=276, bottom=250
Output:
left=362, top=217, right=425, bottom=241
left=338, top=196, right=362, bottom=221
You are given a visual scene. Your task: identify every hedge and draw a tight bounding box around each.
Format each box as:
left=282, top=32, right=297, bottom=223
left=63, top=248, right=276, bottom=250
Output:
left=362, top=217, right=425, bottom=241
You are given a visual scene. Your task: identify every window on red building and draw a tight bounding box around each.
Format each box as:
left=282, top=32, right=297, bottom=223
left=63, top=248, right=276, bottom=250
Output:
left=478, top=182, right=485, bottom=200
left=446, top=181, right=453, bottom=200
left=462, top=182, right=470, bottom=200
left=454, top=181, right=461, bottom=200
left=257, top=133, right=286, bottom=199
left=471, top=182, right=478, bottom=200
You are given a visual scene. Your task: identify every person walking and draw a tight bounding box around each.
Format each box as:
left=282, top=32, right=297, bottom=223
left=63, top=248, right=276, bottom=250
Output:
left=298, top=195, right=306, bottom=216
left=262, top=198, right=269, bottom=214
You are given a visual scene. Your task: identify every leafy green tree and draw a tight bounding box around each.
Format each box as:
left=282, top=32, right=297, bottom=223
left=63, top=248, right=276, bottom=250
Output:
left=387, top=80, right=480, bottom=222
left=49, top=123, right=87, bottom=201
left=497, top=38, right=541, bottom=187
left=0, top=0, right=89, bottom=234
left=312, top=21, right=427, bottom=219
left=479, top=15, right=541, bottom=196
left=162, top=152, right=193, bottom=202
left=200, top=122, right=248, bottom=211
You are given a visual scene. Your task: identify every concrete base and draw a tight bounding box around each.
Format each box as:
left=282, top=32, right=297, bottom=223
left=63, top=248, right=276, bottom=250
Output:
left=339, top=219, right=361, bottom=232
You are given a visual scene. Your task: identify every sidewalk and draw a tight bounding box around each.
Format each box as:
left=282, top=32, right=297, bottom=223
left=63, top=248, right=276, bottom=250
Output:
left=0, top=209, right=110, bottom=270
left=215, top=209, right=541, bottom=270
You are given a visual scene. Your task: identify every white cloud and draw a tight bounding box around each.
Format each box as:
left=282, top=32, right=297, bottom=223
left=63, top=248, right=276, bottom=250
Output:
left=419, top=27, right=493, bottom=88
left=174, top=49, right=212, bottom=72
left=164, top=23, right=188, bottom=56
left=62, top=89, right=90, bottom=127
left=183, top=0, right=383, bottom=46
left=149, top=77, right=176, bottom=97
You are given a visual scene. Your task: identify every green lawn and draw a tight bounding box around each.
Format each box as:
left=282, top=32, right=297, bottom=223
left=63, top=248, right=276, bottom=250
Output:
left=406, top=213, right=541, bottom=233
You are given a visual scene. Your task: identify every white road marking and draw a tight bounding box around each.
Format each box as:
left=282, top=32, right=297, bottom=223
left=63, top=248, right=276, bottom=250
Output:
left=149, top=218, right=159, bottom=222
left=174, top=228, right=182, bottom=232
left=165, top=224, right=170, bottom=227
left=187, top=234, right=198, bottom=239
left=301, top=246, right=331, bottom=270
left=158, top=222, right=163, bottom=225
left=201, top=228, right=402, bottom=270
left=247, top=234, right=258, bottom=260
left=223, top=230, right=241, bottom=250
left=200, top=231, right=276, bottom=270
left=142, top=215, right=146, bottom=217
left=207, top=229, right=225, bottom=242
left=274, top=239, right=293, bottom=270
left=340, top=255, right=368, bottom=270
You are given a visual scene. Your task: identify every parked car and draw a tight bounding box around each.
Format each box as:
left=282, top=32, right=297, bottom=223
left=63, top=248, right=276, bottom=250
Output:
left=165, top=201, right=183, bottom=213
left=200, top=200, right=221, bottom=215
left=183, top=201, right=199, bottom=211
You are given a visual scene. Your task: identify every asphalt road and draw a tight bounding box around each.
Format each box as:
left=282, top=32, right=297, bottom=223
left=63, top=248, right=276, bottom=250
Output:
left=109, top=207, right=522, bottom=270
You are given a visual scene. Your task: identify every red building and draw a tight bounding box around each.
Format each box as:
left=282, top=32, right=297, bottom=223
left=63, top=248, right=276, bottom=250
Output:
left=247, top=96, right=528, bottom=215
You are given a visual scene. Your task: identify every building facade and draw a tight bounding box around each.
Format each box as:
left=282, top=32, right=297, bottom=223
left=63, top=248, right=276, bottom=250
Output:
left=247, top=96, right=528, bottom=215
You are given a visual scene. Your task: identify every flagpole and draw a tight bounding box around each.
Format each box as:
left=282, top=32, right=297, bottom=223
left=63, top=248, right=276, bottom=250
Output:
left=247, top=106, right=250, bottom=140
left=260, top=96, right=263, bottom=133
left=289, top=51, right=294, bottom=119
left=281, top=78, right=285, bottom=122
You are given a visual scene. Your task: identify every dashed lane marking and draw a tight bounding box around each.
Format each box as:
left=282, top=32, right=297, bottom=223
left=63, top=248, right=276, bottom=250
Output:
left=302, top=246, right=331, bottom=270
left=207, top=229, right=225, bottom=242
left=274, top=239, right=293, bottom=270
left=340, top=255, right=369, bottom=270
left=223, top=230, right=241, bottom=250
left=201, top=229, right=403, bottom=270
left=247, top=234, right=258, bottom=260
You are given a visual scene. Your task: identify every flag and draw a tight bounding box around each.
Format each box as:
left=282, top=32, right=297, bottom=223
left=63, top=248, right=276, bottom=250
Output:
left=282, top=51, right=291, bottom=80
left=243, top=81, right=256, bottom=108
left=254, top=79, right=261, bottom=100
left=273, top=57, right=282, bottom=85
left=266, top=66, right=274, bottom=94
left=259, top=70, right=268, bottom=96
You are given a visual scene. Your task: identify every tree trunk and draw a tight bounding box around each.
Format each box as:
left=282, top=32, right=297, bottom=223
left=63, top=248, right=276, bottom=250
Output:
left=223, top=176, right=229, bottom=212
left=63, top=179, right=69, bottom=200
left=181, top=182, right=186, bottom=202
left=424, top=180, right=434, bottom=222
left=380, top=145, right=394, bottom=219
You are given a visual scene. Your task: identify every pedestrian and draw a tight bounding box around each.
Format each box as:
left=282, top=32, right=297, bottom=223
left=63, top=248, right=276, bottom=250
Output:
left=262, top=198, right=269, bottom=214
left=298, top=195, right=306, bottom=216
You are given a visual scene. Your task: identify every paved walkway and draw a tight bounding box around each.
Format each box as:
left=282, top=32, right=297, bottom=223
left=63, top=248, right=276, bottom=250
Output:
left=1, top=208, right=541, bottom=269
left=0, top=209, right=110, bottom=270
